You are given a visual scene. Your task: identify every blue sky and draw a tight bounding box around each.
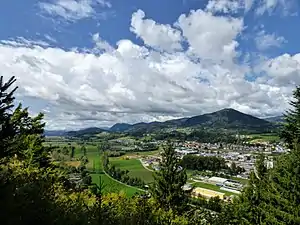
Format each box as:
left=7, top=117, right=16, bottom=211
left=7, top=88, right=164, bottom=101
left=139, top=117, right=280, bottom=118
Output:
left=0, top=0, right=299, bottom=129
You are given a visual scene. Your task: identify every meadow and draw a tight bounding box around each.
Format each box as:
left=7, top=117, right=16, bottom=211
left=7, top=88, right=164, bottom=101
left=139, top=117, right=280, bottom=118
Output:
left=249, top=133, right=280, bottom=143
left=46, top=139, right=144, bottom=197
left=110, top=158, right=154, bottom=184
left=45, top=138, right=243, bottom=197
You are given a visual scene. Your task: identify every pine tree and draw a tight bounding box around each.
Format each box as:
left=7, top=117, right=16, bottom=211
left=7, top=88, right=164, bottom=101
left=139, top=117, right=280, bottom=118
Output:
left=281, top=86, right=300, bottom=149
left=70, top=146, right=75, bottom=158
left=81, top=145, right=87, bottom=156
left=150, top=142, right=189, bottom=214
left=0, top=76, right=18, bottom=158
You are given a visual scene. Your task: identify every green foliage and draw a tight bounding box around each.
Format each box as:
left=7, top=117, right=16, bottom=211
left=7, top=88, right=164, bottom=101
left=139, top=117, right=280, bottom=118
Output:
left=81, top=145, right=87, bottom=156
left=70, top=146, right=75, bottom=158
left=150, top=142, right=190, bottom=214
left=0, top=76, right=49, bottom=167
left=229, top=161, right=245, bottom=175
left=281, top=86, right=300, bottom=149
left=0, top=76, right=18, bottom=157
left=220, top=147, right=300, bottom=224
left=182, top=155, right=227, bottom=172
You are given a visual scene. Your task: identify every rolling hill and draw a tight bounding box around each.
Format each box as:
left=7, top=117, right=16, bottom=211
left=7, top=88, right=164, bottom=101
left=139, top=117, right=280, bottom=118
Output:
left=45, top=108, right=277, bottom=137
left=112, top=108, right=276, bottom=134
left=65, top=127, right=107, bottom=137
left=265, top=116, right=285, bottom=123
left=110, top=123, right=132, bottom=132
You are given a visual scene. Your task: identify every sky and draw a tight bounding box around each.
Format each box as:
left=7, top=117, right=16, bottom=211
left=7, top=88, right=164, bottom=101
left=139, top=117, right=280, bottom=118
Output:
left=1, top=0, right=300, bottom=130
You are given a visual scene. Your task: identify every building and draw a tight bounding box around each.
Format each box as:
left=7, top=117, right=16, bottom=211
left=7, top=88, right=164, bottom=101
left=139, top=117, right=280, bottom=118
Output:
left=207, top=176, right=228, bottom=185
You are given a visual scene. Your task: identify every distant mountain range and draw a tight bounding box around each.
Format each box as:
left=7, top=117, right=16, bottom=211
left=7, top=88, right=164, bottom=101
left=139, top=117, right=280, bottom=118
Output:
left=45, top=108, right=278, bottom=136
left=265, top=116, right=285, bottom=123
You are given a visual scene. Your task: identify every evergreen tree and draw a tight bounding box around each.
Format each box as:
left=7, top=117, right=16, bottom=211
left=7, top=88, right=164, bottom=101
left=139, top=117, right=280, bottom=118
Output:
left=70, top=146, right=75, bottom=158
left=0, top=76, right=49, bottom=167
left=81, top=145, right=87, bottom=156
left=281, top=86, right=300, bottom=149
left=0, top=76, right=18, bottom=158
left=150, top=142, right=189, bottom=214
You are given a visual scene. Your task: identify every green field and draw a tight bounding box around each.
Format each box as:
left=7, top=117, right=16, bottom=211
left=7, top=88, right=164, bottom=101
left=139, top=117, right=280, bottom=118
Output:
left=110, top=158, right=154, bottom=184
left=230, top=177, right=248, bottom=185
left=77, top=148, right=143, bottom=196
left=192, top=182, right=236, bottom=196
left=249, top=133, right=280, bottom=143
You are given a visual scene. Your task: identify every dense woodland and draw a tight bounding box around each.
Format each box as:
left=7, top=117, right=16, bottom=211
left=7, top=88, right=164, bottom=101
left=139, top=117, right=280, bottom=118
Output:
left=182, top=155, right=245, bottom=175
left=0, top=75, right=300, bottom=225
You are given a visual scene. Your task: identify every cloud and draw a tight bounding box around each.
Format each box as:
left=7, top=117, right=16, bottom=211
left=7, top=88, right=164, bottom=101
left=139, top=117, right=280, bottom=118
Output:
left=130, top=10, right=183, bottom=52
left=176, top=9, right=244, bottom=65
left=0, top=37, right=50, bottom=48
left=256, top=0, right=296, bottom=16
left=39, top=0, right=112, bottom=22
left=205, top=0, right=244, bottom=14
left=0, top=8, right=296, bottom=129
left=255, top=30, right=286, bottom=50
left=44, top=35, right=57, bottom=43
left=259, top=53, right=300, bottom=87
left=204, top=0, right=296, bottom=16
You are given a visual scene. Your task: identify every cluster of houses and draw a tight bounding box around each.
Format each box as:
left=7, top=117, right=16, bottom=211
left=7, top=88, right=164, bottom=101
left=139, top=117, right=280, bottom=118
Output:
left=174, top=141, right=287, bottom=178
left=175, top=141, right=288, bottom=154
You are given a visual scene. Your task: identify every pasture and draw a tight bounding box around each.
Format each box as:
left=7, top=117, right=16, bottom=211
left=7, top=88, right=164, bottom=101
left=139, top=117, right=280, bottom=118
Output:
left=110, top=158, right=154, bottom=184
left=86, top=152, right=143, bottom=196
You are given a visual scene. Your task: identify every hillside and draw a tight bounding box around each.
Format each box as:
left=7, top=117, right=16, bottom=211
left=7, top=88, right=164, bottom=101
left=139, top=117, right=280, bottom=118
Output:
left=44, top=130, right=68, bottom=136
left=183, top=108, right=274, bottom=129
left=65, top=127, right=107, bottom=137
left=265, top=115, right=285, bottom=123
left=114, top=108, right=276, bottom=134
left=110, top=123, right=132, bottom=132
left=47, top=108, right=277, bottom=137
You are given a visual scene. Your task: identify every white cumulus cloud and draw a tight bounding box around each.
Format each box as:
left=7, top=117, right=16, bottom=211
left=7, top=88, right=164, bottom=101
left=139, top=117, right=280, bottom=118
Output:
left=130, top=10, right=183, bottom=52
left=0, top=7, right=297, bottom=129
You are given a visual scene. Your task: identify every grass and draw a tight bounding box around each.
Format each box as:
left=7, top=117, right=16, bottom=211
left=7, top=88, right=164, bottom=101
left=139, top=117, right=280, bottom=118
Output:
left=110, top=158, right=154, bottom=184
left=249, top=133, right=280, bottom=143
left=192, top=182, right=237, bottom=196
left=84, top=151, right=143, bottom=196
left=126, top=150, right=160, bottom=156
left=230, top=177, right=248, bottom=185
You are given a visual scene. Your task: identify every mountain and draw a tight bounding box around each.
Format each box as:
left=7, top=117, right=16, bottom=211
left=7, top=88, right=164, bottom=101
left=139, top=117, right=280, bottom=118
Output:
left=110, top=123, right=132, bottom=132
left=44, top=130, right=68, bottom=136
left=60, top=108, right=277, bottom=137
left=112, top=108, right=276, bottom=134
left=265, top=116, right=285, bottom=123
left=183, top=108, right=273, bottom=129
left=65, top=127, right=107, bottom=137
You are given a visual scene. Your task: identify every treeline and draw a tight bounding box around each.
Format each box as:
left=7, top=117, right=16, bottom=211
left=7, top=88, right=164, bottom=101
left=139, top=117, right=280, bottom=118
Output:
left=106, top=150, right=126, bottom=157
left=182, top=155, right=245, bottom=175
left=153, top=129, right=238, bottom=143
left=182, top=155, right=227, bottom=172
left=103, top=153, right=145, bottom=188
left=190, top=196, right=223, bottom=213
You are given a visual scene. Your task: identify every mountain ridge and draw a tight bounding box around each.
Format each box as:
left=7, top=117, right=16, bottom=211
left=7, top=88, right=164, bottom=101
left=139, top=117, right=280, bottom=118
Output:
left=45, top=108, right=277, bottom=136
